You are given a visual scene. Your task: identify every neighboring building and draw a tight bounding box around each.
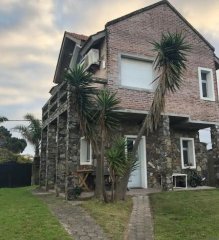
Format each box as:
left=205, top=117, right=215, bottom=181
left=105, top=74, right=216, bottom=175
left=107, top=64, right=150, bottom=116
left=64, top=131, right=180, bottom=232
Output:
left=40, top=0, right=219, bottom=191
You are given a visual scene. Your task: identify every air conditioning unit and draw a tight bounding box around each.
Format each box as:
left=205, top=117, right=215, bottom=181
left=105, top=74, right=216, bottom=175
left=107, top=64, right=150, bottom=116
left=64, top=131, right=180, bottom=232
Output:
left=80, top=49, right=99, bottom=71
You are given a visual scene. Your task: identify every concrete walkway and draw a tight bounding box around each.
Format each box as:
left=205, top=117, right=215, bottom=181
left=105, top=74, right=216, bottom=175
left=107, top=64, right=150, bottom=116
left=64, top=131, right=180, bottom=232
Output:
left=34, top=188, right=159, bottom=240
left=35, top=191, right=109, bottom=240
left=127, top=196, right=154, bottom=240
left=125, top=189, right=160, bottom=240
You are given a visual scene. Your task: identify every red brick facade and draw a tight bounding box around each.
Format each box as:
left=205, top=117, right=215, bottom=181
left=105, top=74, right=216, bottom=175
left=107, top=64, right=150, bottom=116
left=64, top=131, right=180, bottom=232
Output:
left=104, top=2, right=219, bottom=123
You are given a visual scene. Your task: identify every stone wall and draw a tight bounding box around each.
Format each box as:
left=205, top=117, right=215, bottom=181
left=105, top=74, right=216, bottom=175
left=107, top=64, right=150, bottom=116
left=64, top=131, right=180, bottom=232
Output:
left=117, top=116, right=209, bottom=189
left=210, top=126, right=219, bottom=186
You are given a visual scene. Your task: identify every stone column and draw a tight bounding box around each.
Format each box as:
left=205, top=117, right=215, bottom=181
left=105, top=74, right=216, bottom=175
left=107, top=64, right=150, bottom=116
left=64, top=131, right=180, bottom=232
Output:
left=66, top=89, right=81, bottom=192
left=39, top=127, right=48, bottom=187
left=56, top=114, right=67, bottom=192
left=46, top=121, right=57, bottom=190
left=160, top=116, right=173, bottom=190
left=210, top=125, right=219, bottom=187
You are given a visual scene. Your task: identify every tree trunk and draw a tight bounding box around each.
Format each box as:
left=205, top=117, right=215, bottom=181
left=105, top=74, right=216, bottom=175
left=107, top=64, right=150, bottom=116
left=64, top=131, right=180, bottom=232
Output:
left=32, top=146, right=40, bottom=185
left=31, top=156, right=40, bottom=185
left=133, top=116, right=148, bottom=156
left=95, top=156, right=103, bottom=198
left=115, top=172, right=130, bottom=201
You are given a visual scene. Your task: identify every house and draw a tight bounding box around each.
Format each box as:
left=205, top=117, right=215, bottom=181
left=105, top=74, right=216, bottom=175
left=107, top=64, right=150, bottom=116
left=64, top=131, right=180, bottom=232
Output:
left=39, top=0, right=219, bottom=191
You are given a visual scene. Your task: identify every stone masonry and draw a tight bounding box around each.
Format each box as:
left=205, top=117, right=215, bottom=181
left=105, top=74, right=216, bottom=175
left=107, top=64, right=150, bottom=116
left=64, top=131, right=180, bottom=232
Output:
left=211, top=126, right=219, bottom=186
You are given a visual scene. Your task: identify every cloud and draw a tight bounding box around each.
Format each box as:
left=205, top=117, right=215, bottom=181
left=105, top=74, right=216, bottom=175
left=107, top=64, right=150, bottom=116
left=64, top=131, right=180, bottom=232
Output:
left=0, top=0, right=219, bottom=155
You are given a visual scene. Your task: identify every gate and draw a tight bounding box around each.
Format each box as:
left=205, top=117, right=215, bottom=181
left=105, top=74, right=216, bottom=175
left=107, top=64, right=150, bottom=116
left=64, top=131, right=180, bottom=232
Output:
left=0, top=162, right=32, bottom=187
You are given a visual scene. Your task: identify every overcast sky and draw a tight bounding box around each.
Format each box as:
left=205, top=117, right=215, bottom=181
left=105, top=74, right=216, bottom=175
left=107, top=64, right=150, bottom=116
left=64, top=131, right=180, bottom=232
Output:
left=0, top=0, right=218, bottom=154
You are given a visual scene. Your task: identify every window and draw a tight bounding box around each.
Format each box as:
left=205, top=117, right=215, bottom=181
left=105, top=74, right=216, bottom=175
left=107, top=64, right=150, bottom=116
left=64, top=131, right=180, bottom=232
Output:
left=80, top=137, right=92, bottom=165
left=180, top=138, right=196, bottom=169
left=198, top=67, right=215, bottom=101
left=121, top=56, right=153, bottom=90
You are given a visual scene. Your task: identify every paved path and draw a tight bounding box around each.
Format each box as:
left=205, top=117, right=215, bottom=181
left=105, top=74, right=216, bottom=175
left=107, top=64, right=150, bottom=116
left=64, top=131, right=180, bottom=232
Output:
left=34, top=188, right=157, bottom=240
left=126, top=195, right=154, bottom=240
left=36, top=192, right=109, bottom=240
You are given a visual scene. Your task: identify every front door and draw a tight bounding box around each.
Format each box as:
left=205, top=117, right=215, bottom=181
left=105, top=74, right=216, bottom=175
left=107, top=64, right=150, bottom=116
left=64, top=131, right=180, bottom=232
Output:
left=126, top=136, right=147, bottom=188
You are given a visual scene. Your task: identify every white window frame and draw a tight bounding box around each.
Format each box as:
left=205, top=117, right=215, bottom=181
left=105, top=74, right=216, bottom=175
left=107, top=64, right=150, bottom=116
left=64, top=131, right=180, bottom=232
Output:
left=180, top=137, right=196, bottom=169
left=80, top=137, right=92, bottom=165
left=120, top=54, right=154, bottom=91
left=198, top=67, right=215, bottom=101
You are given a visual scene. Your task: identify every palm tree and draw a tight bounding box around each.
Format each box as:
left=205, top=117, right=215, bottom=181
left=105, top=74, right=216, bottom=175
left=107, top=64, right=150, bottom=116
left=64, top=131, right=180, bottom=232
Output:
left=135, top=32, right=190, bottom=143
left=93, top=89, right=120, bottom=201
left=13, top=114, right=42, bottom=185
left=65, top=66, right=121, bottom=200
left=65, top=65, right=96, bottom=135
left=13, top=114, right=42, bottom=157
left=118, top=32, right=191, bottom=197
left=0, top=116, right=8, bottom=123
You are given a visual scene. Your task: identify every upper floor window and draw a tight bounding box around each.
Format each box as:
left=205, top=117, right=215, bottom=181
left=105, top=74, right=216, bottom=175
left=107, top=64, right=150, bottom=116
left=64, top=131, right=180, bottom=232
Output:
left=198, top=67, right=215, bottom=101
left=180, top=138, right=196, bottom=169
left=80, top=137, right=92, bottom=165
left=121, top=56, right=153, bottom=90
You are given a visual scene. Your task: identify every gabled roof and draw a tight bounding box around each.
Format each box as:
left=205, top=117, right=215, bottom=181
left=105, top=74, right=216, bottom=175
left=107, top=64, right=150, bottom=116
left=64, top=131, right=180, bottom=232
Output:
left=66, top=32, right=89, bottom=41
left=80, top=30, right=106, bottom=56
left=105, top=0, right=215, bottom=51
left=53, top=31, right=88, bottom=83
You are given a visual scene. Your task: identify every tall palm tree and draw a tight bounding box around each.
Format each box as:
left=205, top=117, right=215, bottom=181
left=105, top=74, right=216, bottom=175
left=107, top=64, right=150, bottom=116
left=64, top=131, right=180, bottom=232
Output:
left=13, top=114, right=42, bottom=157
left=93, top=89, right=120, bottom=200
left=118, top=32, right=191, bottom=197
left=0, top=116, right=8, bottom=123
left=13, top=114, right=42, bottom=185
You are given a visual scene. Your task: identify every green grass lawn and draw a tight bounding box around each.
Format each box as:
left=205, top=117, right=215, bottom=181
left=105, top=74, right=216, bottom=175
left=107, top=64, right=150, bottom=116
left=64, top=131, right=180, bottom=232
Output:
left=0, top=187, right=72, bottom=240
left=150, top=189, right=219, bottom=240
left=81, top=198, right=133, bottom=240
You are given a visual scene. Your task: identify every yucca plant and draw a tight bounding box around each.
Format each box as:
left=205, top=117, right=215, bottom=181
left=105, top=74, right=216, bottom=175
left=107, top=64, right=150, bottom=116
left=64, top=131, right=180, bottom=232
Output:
left=93, top=89, right=120, bottom=201
left=65, top=66, right=121, bottom=201
left=106, top=137, right=139, bottom=201
left=116, top=32, right=191, bottom=197
left=65, top=65, right=96, bottom=135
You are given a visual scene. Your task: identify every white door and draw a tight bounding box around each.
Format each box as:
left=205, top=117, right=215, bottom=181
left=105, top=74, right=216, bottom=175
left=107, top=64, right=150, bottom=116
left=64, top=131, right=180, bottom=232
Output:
left=126, top=136, right=147, bottom=188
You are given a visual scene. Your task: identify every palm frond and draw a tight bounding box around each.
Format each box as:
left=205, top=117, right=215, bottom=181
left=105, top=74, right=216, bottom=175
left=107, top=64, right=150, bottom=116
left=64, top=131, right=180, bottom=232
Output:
left=64, top=65, right=96, bottom=134
left=147, top=32, right=191, bottom=132
left=13, top=114, right=42, bottom=155
left=106, top=138, right=139, bottom=177
left=94, top=89, right=121, bottom=134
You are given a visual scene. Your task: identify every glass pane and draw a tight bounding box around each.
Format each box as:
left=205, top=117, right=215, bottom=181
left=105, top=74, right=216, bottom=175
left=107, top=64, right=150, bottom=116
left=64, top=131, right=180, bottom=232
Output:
left=183, top=150, right=189, bottom=165
left=86, top=141, right=90, bottom=162
left=127, top=139, right=134, bottom=153
left=202, top=82, right=208, bottom=97
left=201, top=72, right=207, bottom=80
left=182, top=140, right=188, bottom=148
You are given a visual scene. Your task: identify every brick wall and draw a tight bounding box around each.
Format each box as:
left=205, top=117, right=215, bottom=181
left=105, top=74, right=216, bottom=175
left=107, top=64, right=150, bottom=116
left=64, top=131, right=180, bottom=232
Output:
left=105, top=3, right=219, bottom=123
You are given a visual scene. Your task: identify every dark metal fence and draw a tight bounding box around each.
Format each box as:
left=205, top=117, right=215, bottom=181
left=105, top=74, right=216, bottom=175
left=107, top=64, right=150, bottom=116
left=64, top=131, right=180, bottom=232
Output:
left=0, top=162, right=32, bottom=187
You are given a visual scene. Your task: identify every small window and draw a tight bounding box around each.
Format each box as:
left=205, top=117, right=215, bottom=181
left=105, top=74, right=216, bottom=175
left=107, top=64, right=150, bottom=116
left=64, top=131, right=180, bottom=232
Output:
left=80, top=137, right=92, bottom=165
left=121, top=56, right=153, bottom=90
left=198, top=67, right=215, bottom=101
left=180, top=138, right=196, bottom=169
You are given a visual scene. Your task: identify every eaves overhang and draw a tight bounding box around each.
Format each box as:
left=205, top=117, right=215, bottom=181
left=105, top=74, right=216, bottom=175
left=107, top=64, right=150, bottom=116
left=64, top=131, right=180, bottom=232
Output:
left=215, top=55, right=219, bottom=70
left=114, top=109, right=219, bottom=130
left=53, top=32, right=88, bottom=84
left=80, top=30, right=106, bottom=57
